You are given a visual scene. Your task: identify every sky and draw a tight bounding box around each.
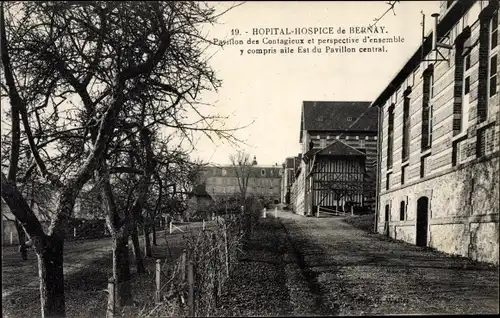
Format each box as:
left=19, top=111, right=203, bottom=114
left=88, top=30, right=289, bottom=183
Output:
left=190, top=1, right=442, bottom=166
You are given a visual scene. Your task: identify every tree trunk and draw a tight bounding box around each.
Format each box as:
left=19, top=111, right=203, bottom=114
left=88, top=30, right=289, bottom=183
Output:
left=37, top=236, right=66, bottom=318
left=112, top=229, right=132, bottom=307
left=14, top=219, right=27, bottom=261
left=131, top=222, right=146, bottom=274
left=152, top=221, right=157, bottom=246
left=143, top=224, right=152, bottom=257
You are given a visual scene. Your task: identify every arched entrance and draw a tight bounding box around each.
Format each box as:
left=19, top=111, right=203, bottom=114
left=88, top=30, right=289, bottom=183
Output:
left=416, top=197, right=429, bottom=247
left=384, top=204, right=390, bottom=237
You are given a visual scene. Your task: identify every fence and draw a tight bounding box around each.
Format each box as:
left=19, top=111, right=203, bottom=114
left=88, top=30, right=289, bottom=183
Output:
left=106, top=211, right=253, bottom=317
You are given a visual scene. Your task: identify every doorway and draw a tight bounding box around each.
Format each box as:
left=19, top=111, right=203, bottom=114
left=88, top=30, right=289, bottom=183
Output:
left=416, top=197, right=429, bottom=247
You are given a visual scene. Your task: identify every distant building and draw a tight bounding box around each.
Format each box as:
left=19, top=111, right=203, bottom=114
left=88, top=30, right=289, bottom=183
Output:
left=291, top=101, right=379, bottom=216
left=280, top=157, right=298, bottom=204
left=200, top=160, right=282, bottom=203
left=185, top=182, right=215, bottom=221
left=372, top=0, right=499, bottom=264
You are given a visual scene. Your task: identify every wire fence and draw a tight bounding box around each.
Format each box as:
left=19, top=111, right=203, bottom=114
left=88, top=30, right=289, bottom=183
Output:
left=106, top=208, right=259, bottom=317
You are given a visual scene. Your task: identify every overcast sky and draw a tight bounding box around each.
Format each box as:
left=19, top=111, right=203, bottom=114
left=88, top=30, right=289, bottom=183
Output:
left=190, top=1, right=441, bottom=166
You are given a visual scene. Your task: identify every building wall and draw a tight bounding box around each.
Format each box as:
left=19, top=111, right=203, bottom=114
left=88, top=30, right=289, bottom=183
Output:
left=304, top=130, right=378, bottom=212
left=202, top=165, right=282, bottom=201
left=376, top=1, right=499, bottom=264
left=293, top=164, right=306, bottom=215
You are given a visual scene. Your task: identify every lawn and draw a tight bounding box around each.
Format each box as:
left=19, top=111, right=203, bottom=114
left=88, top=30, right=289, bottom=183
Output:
left=2, top=223, right=201, bottom=318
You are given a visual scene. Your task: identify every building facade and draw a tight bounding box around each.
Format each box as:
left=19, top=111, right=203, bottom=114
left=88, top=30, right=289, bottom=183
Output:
left=200, top=164, right=282, bottom=203
left=291, top=101, right=379, bottom=215
left=281, top=157, right=300, bottom=205
left=372, top=0, right=499, bottom=264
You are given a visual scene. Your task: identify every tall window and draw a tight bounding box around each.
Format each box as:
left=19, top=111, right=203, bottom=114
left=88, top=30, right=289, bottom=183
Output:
left=421, top=70, right=433, bottom=150
left=477, top=7, right=498, bottom=122
left=400, top=201, right=406, bottom=221
left=491, top=11, right=498, bottom=50
left=402, top=89, right=411, bottom=161
left=462, top=50, right=472, bottom=132
left=387, top=105, right=395, bottom=169
left=490, top=54, right=498, bottom=97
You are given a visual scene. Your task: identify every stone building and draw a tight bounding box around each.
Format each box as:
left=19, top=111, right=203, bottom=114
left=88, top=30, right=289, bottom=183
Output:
left=291, top=101, right=379, bottom=216
left=200, top=161, right=282, bottom=203
left=280, top=156, right=300, bottom=205
left=372, top=0, right=499, bottom=264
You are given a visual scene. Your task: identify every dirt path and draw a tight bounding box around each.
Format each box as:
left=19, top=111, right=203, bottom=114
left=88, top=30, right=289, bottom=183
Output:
left=277, top=211, right=499, bottom=315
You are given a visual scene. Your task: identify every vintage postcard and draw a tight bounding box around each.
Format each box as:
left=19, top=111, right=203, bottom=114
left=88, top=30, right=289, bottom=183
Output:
left=1, top=1, right=498, bottom=317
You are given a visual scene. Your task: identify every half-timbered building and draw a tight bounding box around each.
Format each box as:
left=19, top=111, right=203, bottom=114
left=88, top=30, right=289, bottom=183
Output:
left=291, top=101, right=379, bottom=216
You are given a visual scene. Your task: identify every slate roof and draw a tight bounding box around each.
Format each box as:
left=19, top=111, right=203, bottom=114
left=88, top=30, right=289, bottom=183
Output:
left=300, top=101, right=378, bottom=142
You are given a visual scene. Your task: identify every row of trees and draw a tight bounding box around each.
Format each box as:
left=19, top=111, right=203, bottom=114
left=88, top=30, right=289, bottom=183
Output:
left=0, top=1, right=243, bottom=317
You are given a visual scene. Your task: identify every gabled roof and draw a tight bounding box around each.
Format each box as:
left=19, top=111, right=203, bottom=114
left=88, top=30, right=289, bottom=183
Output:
left=303, top=140, right=366, bottom=164
left=300, top=101, right=378, bottom=142
left=316, top=140, right=366, bottom=157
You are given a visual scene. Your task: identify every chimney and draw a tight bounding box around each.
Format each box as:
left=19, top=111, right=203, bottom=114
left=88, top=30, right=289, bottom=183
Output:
left=431, top=13, right=439, bottom=61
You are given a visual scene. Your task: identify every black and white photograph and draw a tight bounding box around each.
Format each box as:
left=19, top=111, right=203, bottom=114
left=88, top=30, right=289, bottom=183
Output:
left=1, top=1, right=499, bottom=317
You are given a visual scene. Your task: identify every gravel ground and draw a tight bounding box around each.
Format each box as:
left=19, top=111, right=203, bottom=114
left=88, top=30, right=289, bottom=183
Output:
left=278, top=211, right=499, bottom=316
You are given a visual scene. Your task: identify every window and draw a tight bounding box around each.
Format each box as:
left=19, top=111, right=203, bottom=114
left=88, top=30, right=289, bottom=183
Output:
left=453, top=138, right=468, bottom=166
left=222, top=169, right=227, bottom=176
left=491, top=11, right=498, bottom=49
left=401, top=165, right=407, bottom=185
left=490, top=54, right=497, bottom=97
left=477, top=126, right=496, bottom=157
left=261, top=169, right=265, bottom=176
left=359, top=139, right=366, bottom=148
left=464, top=76, right=470, bottom=95
left=400, top=201, right=406, bottom=221
left=421, top=71, right=433, bottom=150
left=387, top=105, right=395, bottom=169
left=320, top=138, right=326, bottom=148
left=420, top=155, right=430, bottom=178
left=384, top=204, right=390, bottom=222
left=386, top=172, right=392, bottom=190
left=477, top=9, right=497, bottom=122
left=347, top=117, right=352, bottom=122
left=402, top=89, right=411, bottom=161
left=465, top=54, right=471, bottom=71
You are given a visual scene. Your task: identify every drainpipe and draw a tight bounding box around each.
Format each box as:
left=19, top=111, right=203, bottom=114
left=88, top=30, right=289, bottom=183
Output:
left=374, top=105, right=382, bottom=233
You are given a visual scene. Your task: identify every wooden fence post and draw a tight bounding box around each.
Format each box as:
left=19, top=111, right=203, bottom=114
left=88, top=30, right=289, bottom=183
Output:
left=187, top=261, right=195, bottom=317
left=274, top=207, right=277, bottom=219
left=74, top=227, right=77, bottom=238
left=155, top=259, right=161, bottom=304
left=169, top=221, right=173, bottom=234
left=10, top=232, right=13, bottom=245
left=212, top=233, right=219, bottom=306
left=106, top=278, right=115, bottom=318
left=316, top=206, right=320, bottom=218
left=223, top=224, right=229, bottom=278
left=203, top=219, right=205, bottom=231
left=181, top=249, right=187, bottom=282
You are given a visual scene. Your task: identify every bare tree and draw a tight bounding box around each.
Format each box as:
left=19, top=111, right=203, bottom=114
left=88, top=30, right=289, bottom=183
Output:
left=229, top=151, right=256, bottom=206
left=1, top=1, right=245, bottom=316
